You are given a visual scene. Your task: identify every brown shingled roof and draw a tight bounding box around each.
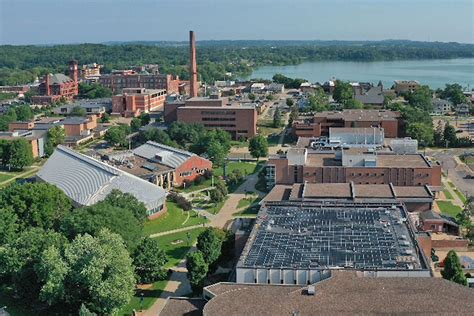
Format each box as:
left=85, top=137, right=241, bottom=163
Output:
left=160, top=297, right=205, bottom=316
left=204, top=271, right=474, bottom=316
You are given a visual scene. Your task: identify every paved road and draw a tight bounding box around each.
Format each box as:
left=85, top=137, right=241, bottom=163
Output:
left=427, top=148, right=474, bottom=196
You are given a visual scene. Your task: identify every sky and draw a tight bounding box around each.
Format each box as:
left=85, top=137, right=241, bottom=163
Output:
left=0, top=0, right=473, bottom=45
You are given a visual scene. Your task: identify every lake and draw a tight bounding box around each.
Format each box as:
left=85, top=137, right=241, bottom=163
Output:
left=243, top=58, right=474, bottom=89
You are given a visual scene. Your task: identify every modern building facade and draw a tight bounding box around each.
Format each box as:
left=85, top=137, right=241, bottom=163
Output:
left=293, top=110, right=401, bottom=138
left=112, top=88, right=166, bottom=117
left=164, top=95, right=258, bottom=139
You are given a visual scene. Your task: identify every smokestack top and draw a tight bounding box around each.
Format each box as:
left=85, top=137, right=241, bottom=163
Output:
left=189, top=31, right=198, bottom=97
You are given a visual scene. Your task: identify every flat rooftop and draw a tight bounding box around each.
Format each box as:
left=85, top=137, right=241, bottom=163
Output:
left=304, top=152, right=430, bottom=168
left=313, top=109, right=400, bottom=121
left=239, top=201, right=426, bottom=270
left=264, top=183, right=433, bottom=202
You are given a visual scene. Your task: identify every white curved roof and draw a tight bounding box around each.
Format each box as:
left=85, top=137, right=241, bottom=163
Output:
left=37, top=145, right=166, bottom=210
left=133, top=141, right=198, bottom=168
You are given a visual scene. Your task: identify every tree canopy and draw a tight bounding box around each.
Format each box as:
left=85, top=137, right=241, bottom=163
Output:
left=196, top=228, right=224, bottom=266
left=441, top=250, right=468, bottom=286
left=133, top=237, right=168, bottom=284
left=248, top=135, right=269, bottom=159
left=0, top=183, right=72, bottom=230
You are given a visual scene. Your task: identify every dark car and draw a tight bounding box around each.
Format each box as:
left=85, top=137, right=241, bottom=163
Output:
left=463, top=174, right=474, bottom=179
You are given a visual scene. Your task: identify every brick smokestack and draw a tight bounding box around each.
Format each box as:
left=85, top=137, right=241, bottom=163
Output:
left=189, top=31, right=198, bottom=97
left=45, top=74, right=51, bottom=96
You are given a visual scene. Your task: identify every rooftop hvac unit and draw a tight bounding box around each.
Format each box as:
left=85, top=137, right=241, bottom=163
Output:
left=307, top=285, right=316, bottom=295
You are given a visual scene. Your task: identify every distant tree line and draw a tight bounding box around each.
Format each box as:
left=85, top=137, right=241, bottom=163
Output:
left=1, top=41, right=473, bottom=85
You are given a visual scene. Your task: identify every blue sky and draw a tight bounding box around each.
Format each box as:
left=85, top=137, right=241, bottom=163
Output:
left=1, top=0, right=473, bottom=44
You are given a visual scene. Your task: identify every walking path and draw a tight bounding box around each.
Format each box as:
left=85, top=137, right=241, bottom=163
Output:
left=0, top=166, right=40, bottom=187
left=441, top=177, right=465, bottom=208
left=142, top=171, right=265, bottom=315
left=148, top=224, right=208, bottom=238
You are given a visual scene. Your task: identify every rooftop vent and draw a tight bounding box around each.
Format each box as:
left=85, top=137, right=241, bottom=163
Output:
left=307, top=285, right=316, bottom=295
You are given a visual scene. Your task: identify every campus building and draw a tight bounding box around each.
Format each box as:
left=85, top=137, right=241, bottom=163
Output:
left=264, top=182, right=435, bottom=213
left=97, top=70, right=181, bottom=94
left=105, top=141, right=212, bottom=189
left=164, top=95, right=258, bottom=140
left=31, top=60, right=79, bottom=104
left=37, top=145, right=167, bottom=219
left=292, top=110, right=401, bottom=138
left=112, top=88, right=166, bottom=117
left=266, top=148, right=442, bottom=188
left=236, top=200, right=430, bottom=285
left=0, top=130, right=47, bottom=158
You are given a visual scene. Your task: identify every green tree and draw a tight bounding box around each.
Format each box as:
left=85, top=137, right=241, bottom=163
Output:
left=100, top=112, right=110, bottom=123
left=196, top=228, right=223, bottom=266
left=48, top=125, right=66, bottom=147
left=215, top=180, right=228, bottom=196
left=206, top=141, right=227, bottom=166
left=15, top=105, right=34, bottom=121
left=70, top=106, right=87, bottom=117
left=0, top=182, right=72, bottom=230
left=248, top=93, right=256, bottom=101
left=406, top=123, right=434, bottom=146
left=248, top=135, right=268, bottom=160
left=0, top=207, right=18, bottom=245
left=308, top=89, right=330, bottom=112
left=0, top=228, right=68, bottom=301
left=439, top=83, right=467, bottom=105
left=286, top=98, right=294, bottom=107
left=333, top=81, right=354, bottom=105
left=186, top=251, right=208, bottom=291
left=39, top=230, right=136, bottom=314
left=443, top=123, right=457, bottom=147
left=405, top=85, right=433, bottom=112
left=105, top=125, right=131, bottom=148
left=266, top=94, right=274, bottom=101
left=131, top=118, right=142, bottom=131
left=78, top=83, right=113, bottom=99
left=139, top=113, right=151, bottom=126
left=344, top=99, right=364, bottom=109
left=273, top=107, right=282, bottom=128
left=60, top=202, right=143, bottom=250
left=209, top=188, right=224, bottom=203
left=441, top=250, right=468, bottom=286
left=8, top=138, right=33, bottom=170
left=103, top=189, right=148, bottom=222
left=133, top=237, right=168, bottom=284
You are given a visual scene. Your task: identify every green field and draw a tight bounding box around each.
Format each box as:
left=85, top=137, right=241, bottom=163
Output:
left=143, top=202, right=208, bottom=236
left=0, top=173, right=15, bottom=182
left=443, top=189, right=454, bottom=200
left=153, top=227, right=205, bottom=268
left=437, top=201, right=463, bottom=218
left=453, top=190, right=467, bottom=204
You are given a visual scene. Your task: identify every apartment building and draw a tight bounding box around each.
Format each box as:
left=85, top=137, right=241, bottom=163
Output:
left=98, top=70, right=180, bottom=94
left=394, top=80, right=420, bottom=94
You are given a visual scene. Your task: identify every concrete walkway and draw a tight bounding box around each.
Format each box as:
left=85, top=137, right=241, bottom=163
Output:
left=442, top=177, right=465, bottom=208
left=0, top=166, right=40, bottom=187
left=142, top=171, right=265, bottom=315
left=148, top=223, right=208, bottom=238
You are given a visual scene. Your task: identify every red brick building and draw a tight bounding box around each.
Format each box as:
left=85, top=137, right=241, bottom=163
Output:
left=112, top=88, right=166, bottom=117
left=108, top=141, right=212, bottom=189
left=293, top=110, right=401, bottom=138
left=164, top=96, right=257, bottom=140
left=31, top=60, right=79, bottom=105
left=98, top=70, right=180, bottom=94
left=266, top=148, right=442, bottom=188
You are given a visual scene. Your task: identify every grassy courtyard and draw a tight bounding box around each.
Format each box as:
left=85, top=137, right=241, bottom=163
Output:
left=143, top=202, right=208, bottom=236
left=437, top=201, right=463, bottom=218
left=118, top=280, right=168, bottom=316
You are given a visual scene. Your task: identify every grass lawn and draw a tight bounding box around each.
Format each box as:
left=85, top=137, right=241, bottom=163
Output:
left=237, top=195, right=260, bottom=209
left=230, top=140, right=249, bottom=148
left=443, top=189, right=454, bottom=200
left=447, top=181, right=456, bottom=189
left=214, top=161, right=261, bottom=177
left=153, top=227, right=205, bottom=268
left=437, top=201, right=463, bottom=218
left=117, top=280, right=168, bottom=316
left=257, top=119, right=284, bottom=136
left=195, top=197, right=227, bottom=215
left=143, top=202, right=208, bottom=236
left=453, top=190, right=467, bottom=204
left=0, top=173, right=15, bottom=182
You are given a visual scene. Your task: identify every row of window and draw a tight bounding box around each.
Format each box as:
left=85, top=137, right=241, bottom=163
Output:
left=201, top=111, right=236, bottom=115
left=202, top=117, right=236, bottom=121
left=204, top=124, right=236, bottom=128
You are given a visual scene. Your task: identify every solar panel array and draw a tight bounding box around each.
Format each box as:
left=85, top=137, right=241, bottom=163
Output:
left=242, top=203, right=421, bottom=270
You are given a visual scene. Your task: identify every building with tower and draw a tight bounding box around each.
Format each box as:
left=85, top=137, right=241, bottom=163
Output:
left=189, top=30, right=199, bottom=98
left=31, top=60, right=79, bottom=104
